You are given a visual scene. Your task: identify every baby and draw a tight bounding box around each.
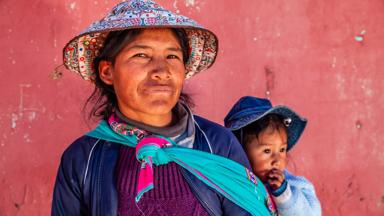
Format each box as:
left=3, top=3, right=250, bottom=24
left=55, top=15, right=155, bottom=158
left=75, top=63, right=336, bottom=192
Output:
left=224, top=96, right=321, bottom=216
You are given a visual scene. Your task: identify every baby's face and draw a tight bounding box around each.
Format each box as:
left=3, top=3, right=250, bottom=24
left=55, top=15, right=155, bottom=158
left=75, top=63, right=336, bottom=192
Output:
left=245, top=129, right=288, bottom=183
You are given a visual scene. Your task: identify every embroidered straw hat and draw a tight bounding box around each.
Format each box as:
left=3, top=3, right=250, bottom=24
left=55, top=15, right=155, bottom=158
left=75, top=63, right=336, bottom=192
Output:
left=63, top=0, right=218, bottom=81
left=224, top=96, right=307, bottom=151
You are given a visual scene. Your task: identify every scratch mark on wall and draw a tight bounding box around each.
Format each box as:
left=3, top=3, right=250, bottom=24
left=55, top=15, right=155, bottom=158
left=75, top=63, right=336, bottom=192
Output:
left=173, top=0, right=180, bottom=13
left=51, top=65, right=64, bottom=80
left=10, top=84, right=43, bottom=129
left=27, top=112, right=37, bottom=122
left=359, top=78, right=374, bottom=98
left=335, top=73, right=347, bottom=100
left=264, top=66, right=275, bottom=98
left=11, top=114, right=18, bottom=129
left=13, top=184, right=28, bottom=210
left=19, top=84, right=32, bottom=114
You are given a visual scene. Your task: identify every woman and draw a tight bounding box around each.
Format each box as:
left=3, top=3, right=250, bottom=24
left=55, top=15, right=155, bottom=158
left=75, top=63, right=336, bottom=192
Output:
left=52, top=0, right=275, bottom=215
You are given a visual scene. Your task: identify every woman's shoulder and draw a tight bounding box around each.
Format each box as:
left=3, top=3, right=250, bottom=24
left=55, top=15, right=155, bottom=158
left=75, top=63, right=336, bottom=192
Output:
left=64, top=135, right=102, bottom=153
left=193, top=115, right=251, bottom=168
left=193, top=115, right=234, bottom=137
left=60, top=135, right=105, bottom=165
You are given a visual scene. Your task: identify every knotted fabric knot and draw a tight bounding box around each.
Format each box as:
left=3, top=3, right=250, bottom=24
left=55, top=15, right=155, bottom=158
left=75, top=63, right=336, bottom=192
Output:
left=135, top=136, right=173, bottom=202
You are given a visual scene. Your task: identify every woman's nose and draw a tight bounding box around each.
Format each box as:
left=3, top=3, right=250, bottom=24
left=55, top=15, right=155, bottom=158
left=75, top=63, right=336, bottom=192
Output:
left=149, top=57, right=171, bottom=80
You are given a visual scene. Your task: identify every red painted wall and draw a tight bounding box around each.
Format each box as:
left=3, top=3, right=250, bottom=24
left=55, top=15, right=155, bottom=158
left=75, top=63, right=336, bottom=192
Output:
left=1, top=0, right=383, bottom=215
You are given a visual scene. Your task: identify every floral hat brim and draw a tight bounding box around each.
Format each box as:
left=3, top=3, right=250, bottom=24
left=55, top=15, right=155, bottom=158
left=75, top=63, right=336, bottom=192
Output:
left=63, top=0, right=218, bottom=81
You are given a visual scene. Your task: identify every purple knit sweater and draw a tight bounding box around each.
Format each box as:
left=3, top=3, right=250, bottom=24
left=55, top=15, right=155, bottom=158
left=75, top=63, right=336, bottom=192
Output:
left=116, top=146, right=209, bottom=216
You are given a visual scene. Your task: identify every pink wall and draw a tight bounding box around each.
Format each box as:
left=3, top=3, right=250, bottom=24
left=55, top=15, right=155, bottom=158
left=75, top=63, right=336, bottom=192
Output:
left=1, top=0, right=383, bottom=215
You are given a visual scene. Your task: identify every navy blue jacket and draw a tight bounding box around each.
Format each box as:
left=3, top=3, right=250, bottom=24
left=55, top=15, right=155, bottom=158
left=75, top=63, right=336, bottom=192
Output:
left=52, top=116, right=252, bottom=215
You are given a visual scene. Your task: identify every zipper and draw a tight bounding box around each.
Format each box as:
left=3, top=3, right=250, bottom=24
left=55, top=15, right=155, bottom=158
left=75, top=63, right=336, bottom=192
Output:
left=93, top=140, right=105, bottom=216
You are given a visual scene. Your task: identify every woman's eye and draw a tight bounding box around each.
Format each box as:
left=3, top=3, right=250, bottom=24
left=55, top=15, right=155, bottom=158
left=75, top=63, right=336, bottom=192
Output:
left=263, top=149, right=271, bottom=154
left=167, top=54, right=181, bottom=60
left=133, top=53, right=147, bottom=58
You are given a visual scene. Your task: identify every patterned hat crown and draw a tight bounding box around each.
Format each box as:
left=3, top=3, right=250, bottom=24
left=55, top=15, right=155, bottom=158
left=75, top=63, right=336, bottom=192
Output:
left=63, top=0, right=218, bottom=80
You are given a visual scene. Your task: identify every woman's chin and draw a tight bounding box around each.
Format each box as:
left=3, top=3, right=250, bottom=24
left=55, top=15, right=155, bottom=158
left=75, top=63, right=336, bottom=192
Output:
left=146, top=99, right=177, bottom=113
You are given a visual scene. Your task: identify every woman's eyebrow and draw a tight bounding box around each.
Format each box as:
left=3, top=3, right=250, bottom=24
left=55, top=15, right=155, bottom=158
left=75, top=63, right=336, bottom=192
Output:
left=123, top=45, right=182, bottom=52
left=124, top=44, right=152, bottom=50
left=167, top=47, right=183, bottom=52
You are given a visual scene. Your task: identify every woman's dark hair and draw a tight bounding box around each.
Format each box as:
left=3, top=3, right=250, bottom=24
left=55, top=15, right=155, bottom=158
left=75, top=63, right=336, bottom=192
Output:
left=83, top=28, right=193, bottom=121
left=235, top=114, right=288, bottom=147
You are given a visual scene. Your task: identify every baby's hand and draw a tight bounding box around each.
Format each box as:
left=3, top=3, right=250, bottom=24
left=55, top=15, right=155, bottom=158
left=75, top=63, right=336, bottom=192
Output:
left=267, top=169, right=285, bottom=190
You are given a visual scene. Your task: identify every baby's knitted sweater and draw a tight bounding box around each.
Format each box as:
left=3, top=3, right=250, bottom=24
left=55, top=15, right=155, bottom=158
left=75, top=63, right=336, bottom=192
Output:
left=272, top=170, right=322, bottom=216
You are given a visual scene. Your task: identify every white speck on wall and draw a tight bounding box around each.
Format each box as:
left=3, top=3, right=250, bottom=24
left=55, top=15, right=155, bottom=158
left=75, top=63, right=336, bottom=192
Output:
left=53, top=39, right=57, bottom=48
left=332, top=56, right=337, bottom=68
left=11, top=59, right=16, bottom=64
left=354, top=29, right=366, bottom=42
left=8, top=29, right=12, bottom=33
left=23, top=134, right=31, bottom=143
left=70, top=2, right=76, bottom=10
left=185, top=0, right=195, bottom=7
left=11, top=113, right=18, bottom=129
left=173, top=0, right=180, bottom=13
left=94, top=1, right=98, bottom=5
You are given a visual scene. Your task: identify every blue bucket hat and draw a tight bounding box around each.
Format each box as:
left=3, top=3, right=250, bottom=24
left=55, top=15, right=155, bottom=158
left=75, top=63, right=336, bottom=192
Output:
left=63, top=0, right=218, bottom=81
left=224, top=96, right=307, bottom=151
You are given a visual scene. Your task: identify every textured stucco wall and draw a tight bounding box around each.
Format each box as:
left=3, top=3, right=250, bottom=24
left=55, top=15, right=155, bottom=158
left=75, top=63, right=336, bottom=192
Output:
left=0, top=0, right=383, bottom=215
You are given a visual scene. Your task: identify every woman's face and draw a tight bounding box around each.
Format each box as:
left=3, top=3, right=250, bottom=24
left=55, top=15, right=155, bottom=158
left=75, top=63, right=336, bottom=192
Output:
left=99, top=28, right=186, bottom=126
left=245, top=128, right=288, bottom=183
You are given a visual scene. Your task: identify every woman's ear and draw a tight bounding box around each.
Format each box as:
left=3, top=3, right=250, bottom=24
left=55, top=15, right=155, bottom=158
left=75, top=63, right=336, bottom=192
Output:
left=98, top=60, right=114, bottom=85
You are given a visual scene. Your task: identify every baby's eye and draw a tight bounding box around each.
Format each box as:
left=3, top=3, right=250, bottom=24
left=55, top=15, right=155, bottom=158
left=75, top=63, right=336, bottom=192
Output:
left=263, top=149, right=271, bottom=154
left=280, top=147, right=287, bottom=153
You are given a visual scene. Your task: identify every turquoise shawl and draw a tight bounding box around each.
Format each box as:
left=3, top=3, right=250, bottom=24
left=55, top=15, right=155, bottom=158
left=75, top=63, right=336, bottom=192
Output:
left=87, top=120, right=274, bottom=216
